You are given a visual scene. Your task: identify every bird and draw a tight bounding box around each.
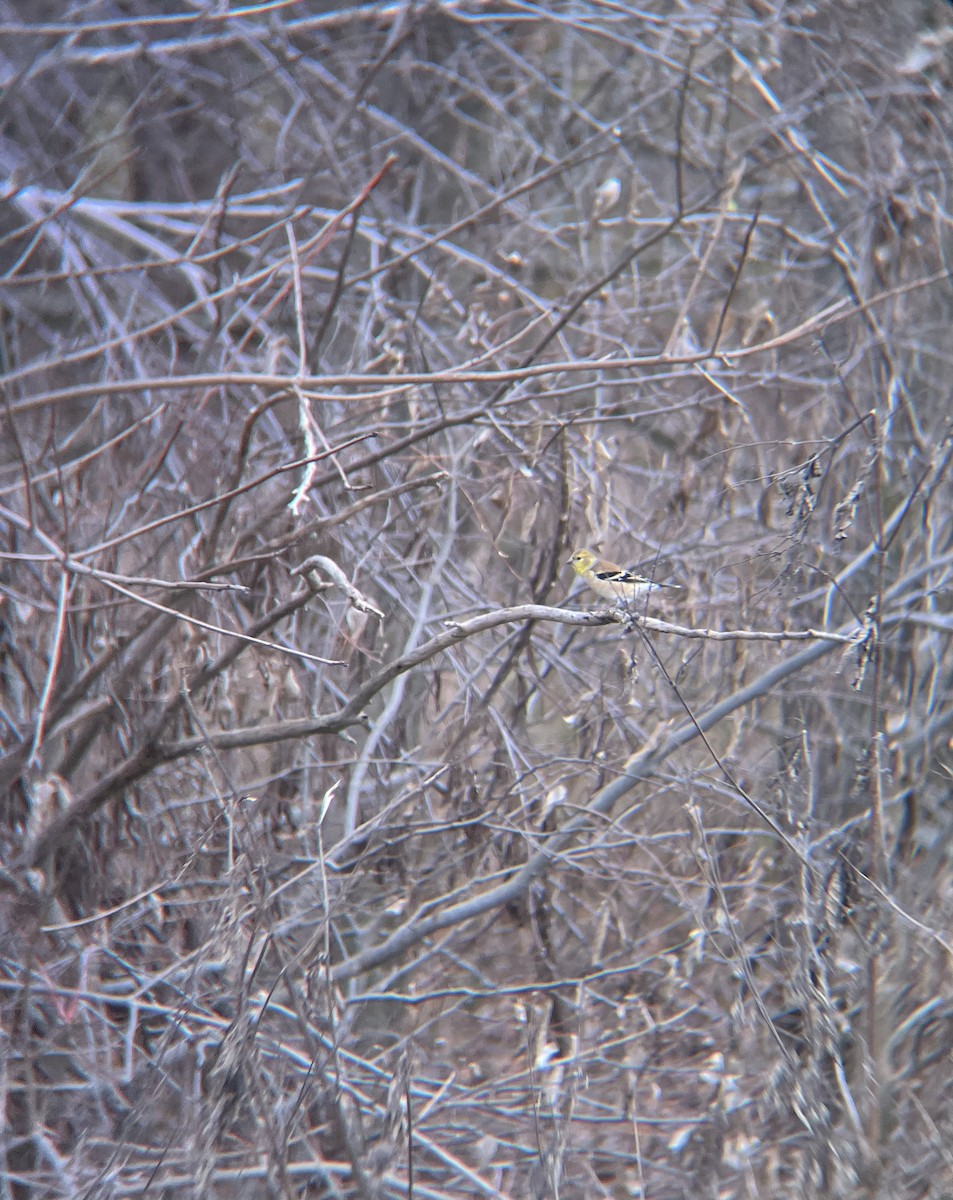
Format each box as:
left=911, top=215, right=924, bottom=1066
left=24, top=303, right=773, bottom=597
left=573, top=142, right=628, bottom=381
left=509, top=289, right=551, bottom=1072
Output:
left=567, top=547, right=681, bottom=605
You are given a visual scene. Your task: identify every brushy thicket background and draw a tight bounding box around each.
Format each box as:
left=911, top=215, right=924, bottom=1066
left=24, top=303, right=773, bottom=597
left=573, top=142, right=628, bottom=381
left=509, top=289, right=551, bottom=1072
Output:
left=3, top=2, right=953, bottom=1197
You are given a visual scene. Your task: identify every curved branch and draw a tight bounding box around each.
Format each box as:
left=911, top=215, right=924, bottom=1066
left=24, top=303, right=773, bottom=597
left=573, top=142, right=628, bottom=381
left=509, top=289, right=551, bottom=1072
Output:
left=21, top=598, right=864, bottom=870
left=331, top=630, right=847, bottom=983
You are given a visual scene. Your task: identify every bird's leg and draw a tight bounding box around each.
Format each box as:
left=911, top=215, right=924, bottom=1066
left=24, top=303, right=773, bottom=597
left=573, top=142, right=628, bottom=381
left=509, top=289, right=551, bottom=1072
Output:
left=617, top=601, right=640, bottom=635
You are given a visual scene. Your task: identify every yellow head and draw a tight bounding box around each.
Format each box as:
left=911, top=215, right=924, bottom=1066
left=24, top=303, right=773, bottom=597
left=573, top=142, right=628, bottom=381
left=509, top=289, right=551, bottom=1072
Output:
left=568, top=548, right=598, bottom=575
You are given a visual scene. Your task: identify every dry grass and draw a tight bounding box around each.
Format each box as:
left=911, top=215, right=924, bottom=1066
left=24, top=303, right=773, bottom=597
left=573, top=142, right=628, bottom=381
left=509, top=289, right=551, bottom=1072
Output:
left=2, top=1, right=953, bottom=1196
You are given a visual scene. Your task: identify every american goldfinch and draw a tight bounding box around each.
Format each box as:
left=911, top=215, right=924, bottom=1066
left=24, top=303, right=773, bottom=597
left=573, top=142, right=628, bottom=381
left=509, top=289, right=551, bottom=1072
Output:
left=568, top=547, right=681, bottom=604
